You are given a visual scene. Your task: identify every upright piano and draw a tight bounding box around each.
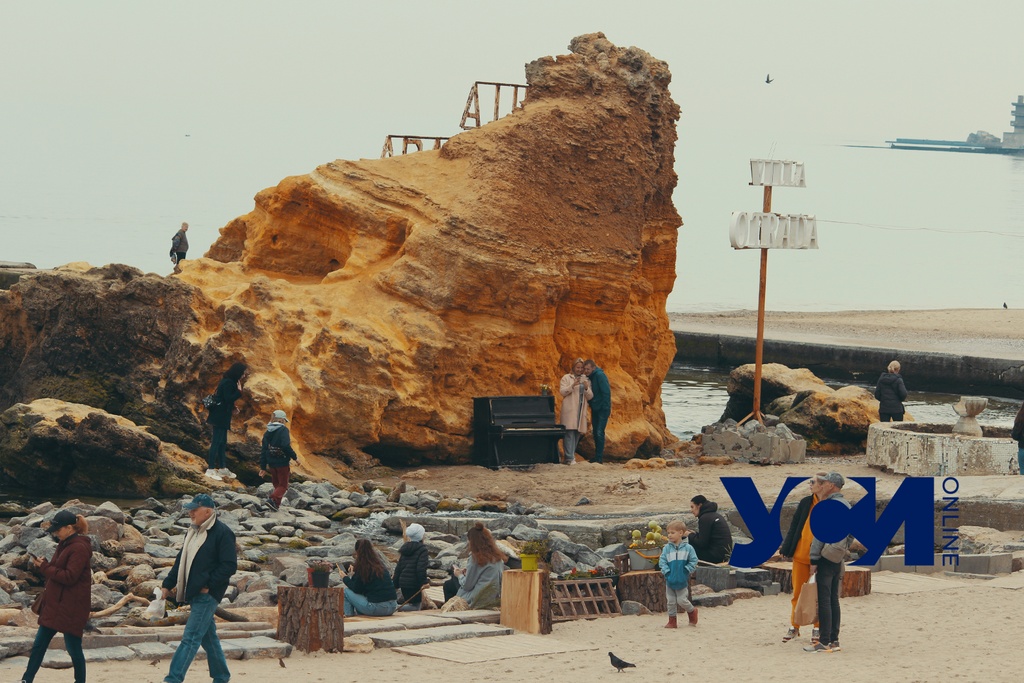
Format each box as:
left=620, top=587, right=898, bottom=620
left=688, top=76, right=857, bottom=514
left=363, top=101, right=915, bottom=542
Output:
left=472, top=395, right=567, bottom=469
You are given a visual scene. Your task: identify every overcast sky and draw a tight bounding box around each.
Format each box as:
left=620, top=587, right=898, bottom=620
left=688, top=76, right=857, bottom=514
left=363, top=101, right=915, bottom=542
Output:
left=3, top=1, right=1023, bottom=309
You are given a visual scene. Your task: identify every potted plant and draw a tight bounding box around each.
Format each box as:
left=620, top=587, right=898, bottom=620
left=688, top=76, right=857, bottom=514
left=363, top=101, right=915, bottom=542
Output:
left=540, top=383, right=551, bottom=396
left=626, top=520, right=667, bottom=571
left=519, top=539, right=549, bottom=572
left=307, top=560, right=333, bottom=588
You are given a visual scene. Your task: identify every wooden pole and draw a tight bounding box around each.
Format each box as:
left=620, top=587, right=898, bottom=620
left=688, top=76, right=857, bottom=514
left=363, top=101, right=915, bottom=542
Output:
left=747, top=186, right=771, bottom=424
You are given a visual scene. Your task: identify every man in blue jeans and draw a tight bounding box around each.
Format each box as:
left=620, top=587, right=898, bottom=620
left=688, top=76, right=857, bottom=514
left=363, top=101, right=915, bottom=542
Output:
left=161, top=493, right=237, bottom=683
left=583, top=359, right=612, bottom=463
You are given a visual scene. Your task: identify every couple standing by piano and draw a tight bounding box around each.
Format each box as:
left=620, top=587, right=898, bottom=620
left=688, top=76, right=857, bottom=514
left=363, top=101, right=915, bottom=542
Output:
left=558, top=358, right=612, bottom=464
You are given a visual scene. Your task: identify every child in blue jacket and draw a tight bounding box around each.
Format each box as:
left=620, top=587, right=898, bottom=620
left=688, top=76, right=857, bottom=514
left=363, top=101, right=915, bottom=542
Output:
left=659, top=520, right=699, bottom=628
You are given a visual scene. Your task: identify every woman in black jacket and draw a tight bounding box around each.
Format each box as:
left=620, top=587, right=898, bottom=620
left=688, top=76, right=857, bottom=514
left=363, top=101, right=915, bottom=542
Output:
left=686, top=495, right=734, bottom=563
left=205, top=362, right=247, bottom=481
left=874, top=360, right=908, bottom=422
left=343, top=539, right=398, bottom=616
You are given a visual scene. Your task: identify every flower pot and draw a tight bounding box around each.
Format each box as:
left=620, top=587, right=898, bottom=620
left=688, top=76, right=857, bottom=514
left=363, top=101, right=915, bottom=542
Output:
left=307, top=568, right=330, bottom=588
left=521, top=553, right=540, bottom=572
left=628, top=548, right=661, bottom=572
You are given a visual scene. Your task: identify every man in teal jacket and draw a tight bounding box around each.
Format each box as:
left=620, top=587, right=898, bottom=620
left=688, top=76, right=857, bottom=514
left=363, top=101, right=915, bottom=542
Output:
left=583, top=359, right=611, bottom=463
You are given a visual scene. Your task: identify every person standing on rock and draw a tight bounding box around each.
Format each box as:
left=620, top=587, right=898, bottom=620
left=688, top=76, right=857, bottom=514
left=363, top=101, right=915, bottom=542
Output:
left=583, top=359, right=611, bottom=463
left=170, top=222, right=189, bottom=272
left=259, top=409, right=298, bottom=510
left=805, top=472, right=852, bottom=654
left=161, top=493, right=237, bottom=683
left=205, top=361, right=247, bottom=481
left=19, top=510, right=92, bottom=683
left=874, top=360, right=908, bottom=422
left=1011, top=400, right=1024, bottom=475
left=686, top=495, right=733, bottom=563
left=559, top=358, right=593, bottom=465
left=779, top=473, right=826, bottom=645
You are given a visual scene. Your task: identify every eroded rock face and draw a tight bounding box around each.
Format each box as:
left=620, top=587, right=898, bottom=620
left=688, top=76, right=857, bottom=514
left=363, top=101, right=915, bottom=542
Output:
left=0, top=33, right=681, bottom=474
left=0, top=399, right=219, bottom=497
left=192, top=32, right=680, bottom=464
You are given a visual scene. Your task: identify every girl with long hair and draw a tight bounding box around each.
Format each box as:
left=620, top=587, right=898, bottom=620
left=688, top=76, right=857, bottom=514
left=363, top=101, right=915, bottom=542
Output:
left=343, top=539, right=398, bottom=616
left=451, top=522, right=507, bottom=609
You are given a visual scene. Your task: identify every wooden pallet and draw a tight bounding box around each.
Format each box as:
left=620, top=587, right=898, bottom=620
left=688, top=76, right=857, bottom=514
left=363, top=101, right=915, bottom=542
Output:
left=550, top=578, right=621, bottom=622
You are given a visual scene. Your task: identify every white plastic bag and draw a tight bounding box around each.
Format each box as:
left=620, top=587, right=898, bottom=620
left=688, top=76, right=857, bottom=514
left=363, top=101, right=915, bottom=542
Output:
left=143, top=588, right=166, bottom=620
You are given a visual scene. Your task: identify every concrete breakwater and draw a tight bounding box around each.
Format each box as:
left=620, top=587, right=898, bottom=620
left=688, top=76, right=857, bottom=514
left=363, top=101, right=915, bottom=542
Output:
left=674, top=331, right=1024, bottom=399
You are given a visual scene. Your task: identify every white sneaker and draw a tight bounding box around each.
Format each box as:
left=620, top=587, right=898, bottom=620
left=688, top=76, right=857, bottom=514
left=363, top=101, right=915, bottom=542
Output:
left=219, top=468, right=236, bottom=479
left=204, top=469, right=223, bottom=481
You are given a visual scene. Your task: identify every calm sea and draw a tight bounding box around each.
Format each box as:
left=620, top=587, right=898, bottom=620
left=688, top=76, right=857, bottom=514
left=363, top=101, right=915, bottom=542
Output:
left=663, top=363, right=1021, bottom=438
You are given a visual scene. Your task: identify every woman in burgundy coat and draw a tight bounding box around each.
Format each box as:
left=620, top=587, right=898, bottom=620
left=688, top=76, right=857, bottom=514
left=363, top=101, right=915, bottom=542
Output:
left=20, top=510, right=92, bottom=683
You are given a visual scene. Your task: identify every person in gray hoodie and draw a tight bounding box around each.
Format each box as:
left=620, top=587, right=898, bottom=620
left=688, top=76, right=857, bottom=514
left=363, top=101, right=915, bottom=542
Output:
left=259, top=409, right=298, bottom=510
left=874, top=360, right=908, bottom=422
left=805, top=472, right=852, bottom=654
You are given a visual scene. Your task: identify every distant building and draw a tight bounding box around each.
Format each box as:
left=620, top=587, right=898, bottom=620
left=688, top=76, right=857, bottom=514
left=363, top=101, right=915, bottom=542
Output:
left=888, top=95, right=1024, bottom=154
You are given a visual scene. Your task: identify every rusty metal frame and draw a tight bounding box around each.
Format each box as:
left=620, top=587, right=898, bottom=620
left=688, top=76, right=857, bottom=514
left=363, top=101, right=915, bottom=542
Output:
left=460, top=81, right=528, bottom=130
left=381, top=135, right=450, bottom=159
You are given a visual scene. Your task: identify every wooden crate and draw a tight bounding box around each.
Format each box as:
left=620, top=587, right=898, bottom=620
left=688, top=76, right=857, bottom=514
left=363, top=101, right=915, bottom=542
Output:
left=550, top=578, right=620, bottom=622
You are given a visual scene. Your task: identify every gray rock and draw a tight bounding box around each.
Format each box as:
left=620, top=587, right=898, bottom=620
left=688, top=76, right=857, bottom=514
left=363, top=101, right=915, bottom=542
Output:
left=144, top=543, right=180, bottom=559
left=281, top=565, right=310, bottom=586
left=26, top=537, right=57, bottom=562
left=233, top=589, right=277, bottom=608
left=85, top=516, right=121, bottom=544
left=511, top=525, right=548, bottom=542
left=269, top=526, right=294, bottom=538
left=596, top=543, right=628, bottom=559
left=92, top=502, right=126, bottom=524
left=14, top=525, right=47, bottom=548
left=619, top=600, right=651, bottom=616
left=548, top=550, right=577, bottom=574
left=242, top=549, right=268, bottom=563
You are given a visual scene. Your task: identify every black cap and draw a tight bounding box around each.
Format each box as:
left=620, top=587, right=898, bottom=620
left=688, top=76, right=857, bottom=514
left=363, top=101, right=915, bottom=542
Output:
left=49, top=510, right=78, bottom=531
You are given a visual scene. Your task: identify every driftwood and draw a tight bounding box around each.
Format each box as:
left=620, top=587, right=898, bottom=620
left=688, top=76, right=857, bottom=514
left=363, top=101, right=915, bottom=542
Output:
left=214, top=606, right=250, bottom=622
left=277, top=586, right=344, bottom=653
left=91, top=593, right=149, bottom=618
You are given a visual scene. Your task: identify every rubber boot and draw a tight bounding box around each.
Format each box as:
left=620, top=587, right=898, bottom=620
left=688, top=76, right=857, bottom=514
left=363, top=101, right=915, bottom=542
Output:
left=688, top=608, right=699, bottom=626
left=664, top=615, right=677, bottom=629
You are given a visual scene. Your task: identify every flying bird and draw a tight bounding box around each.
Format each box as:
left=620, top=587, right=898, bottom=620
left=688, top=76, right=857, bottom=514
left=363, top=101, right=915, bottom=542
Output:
left=765, top=74, right=774, bottom=84
left=609, top=652, right=636, bottom=672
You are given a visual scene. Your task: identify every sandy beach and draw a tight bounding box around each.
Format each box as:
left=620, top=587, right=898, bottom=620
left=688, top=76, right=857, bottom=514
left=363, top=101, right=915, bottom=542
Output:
left=6, top=459, right=1023, bottom=683
left=670, top=308, right=1024, bottom=360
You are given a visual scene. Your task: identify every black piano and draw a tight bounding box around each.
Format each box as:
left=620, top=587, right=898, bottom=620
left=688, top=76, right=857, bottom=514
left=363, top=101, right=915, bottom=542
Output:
left=472, top=396, right=566, bottom=469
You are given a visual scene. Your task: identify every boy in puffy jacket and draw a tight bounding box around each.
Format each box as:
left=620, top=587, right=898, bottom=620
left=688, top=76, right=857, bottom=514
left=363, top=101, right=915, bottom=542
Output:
left=659, top=520, right=699, bottom=628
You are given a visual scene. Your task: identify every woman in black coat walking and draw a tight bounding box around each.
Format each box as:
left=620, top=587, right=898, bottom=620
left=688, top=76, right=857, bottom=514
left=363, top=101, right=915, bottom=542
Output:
left=874, top=360, right=908, bottom=422
left=205, top=361, right=247, bottom=481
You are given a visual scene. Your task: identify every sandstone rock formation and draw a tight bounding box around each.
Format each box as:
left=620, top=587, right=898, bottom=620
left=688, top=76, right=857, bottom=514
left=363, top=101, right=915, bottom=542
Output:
left=722, top=363, right=889, bottom=453
left=0, top=399, right=221, bottom=496
left=0, top=33, right=681, bottom=483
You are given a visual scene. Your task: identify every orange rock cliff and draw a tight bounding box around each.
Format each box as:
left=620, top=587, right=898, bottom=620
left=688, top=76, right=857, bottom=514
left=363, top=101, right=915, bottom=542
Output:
left=180, top=32, right=682, bottom=467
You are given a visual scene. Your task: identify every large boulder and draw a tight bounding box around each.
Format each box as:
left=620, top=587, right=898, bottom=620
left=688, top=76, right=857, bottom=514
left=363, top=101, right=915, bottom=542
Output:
left=0, top=399, right=218, bottom=497
left=721, top=364, right=831, bottom=422
left=774, top=386, right=881, bottom=454
left=0, top=33, right=682, bottom=472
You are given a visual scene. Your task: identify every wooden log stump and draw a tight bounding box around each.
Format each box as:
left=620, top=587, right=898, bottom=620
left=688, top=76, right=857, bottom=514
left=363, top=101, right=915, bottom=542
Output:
left=617, top=570, right=666, bottom=612
left=762, top=561, right=871, bottom=597
left=500, top=569, right=551, bottom=635
left=277, top=586, right=344, bottom=653
left=841, top=566, right=871, bottom=597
